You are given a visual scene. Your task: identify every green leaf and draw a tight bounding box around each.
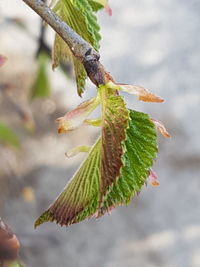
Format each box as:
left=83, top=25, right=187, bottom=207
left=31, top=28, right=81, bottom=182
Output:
left=73, top=57, right=87, bottom=97
left=0, top=123, right=20, bottom=148
left=99, top=109, right=158, bottom=215
left=99, top=86, right=129, bottom=197
left=31, top=53, right=51, bottom=99
left=35, top=93, right=158, bottom=227
left=35, top=138, right=101, bottom=227
left=52, top=34, right=71, bottom=70
left=52, top=0, right=101, bottom=96
left=52, top=35, right=87, bottom=96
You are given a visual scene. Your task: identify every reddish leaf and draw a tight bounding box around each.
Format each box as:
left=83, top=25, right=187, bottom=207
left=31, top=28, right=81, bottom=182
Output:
left=56, top=96, right=100, bottom=133
left=100, top=86, right=129, bottom=197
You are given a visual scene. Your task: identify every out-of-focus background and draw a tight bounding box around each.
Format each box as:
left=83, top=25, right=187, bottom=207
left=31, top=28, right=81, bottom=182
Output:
left=0, top=0, right=200, bottom=266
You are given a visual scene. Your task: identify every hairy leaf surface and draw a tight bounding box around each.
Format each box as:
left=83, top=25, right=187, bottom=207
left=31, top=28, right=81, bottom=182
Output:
left=99, top=109, right=158, bottom=215
left=35, top=138, right=101, bottom=227
left=100, top=87, right=129, bottom=197
left=35, top=89, right=130, bottom=226
left=35, top=106, right=157, bottom=227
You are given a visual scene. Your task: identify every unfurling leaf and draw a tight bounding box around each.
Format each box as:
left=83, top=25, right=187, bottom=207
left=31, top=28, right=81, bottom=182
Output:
left=106, top=81, right=164, bottom=103
left=35, top=99, right=158, bottom=227
left=119, top=84, right=164, bottom=102
left=33, top=0, right=167, bottom=229
left=52, top=0, right=101, bottom=96
left=55, top=96, right=100, bottom=133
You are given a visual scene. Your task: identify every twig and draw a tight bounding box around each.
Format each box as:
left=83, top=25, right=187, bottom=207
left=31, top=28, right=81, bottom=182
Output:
left=22, top=0, right=98, bottom=60
left=23, top=0, right=106, bottom=86
left=22, top=0, right=106, bottom=86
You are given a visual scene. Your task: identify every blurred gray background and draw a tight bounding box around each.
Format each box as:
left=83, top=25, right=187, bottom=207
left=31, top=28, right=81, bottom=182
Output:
left=0, top=0, right=200, bottom=266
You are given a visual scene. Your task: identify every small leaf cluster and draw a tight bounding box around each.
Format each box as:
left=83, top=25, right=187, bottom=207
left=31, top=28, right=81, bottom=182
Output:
left=34, top=1, right=169, bottom=227
left=35, top=85, right=161, bottom=227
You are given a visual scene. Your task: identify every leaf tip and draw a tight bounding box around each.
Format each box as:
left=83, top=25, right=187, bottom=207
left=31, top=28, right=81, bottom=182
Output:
left=117, top=84, right=164, bottom=103
left=55, top=117, right=65, bottom=134
left=34, top=210, right=53, bottom=228
left=138, top=92, right=164, bottom=103
left=55, top=116, right=74, bottom=133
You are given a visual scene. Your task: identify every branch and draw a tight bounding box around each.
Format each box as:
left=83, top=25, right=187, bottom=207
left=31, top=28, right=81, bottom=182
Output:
left=22, top=0, right=97, bottom=61
left=22, top=0, right=106, bottom=86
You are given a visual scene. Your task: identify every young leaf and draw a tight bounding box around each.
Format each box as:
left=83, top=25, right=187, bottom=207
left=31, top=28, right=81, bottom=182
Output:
left=35, top=108, right=158, bottom=226
left=73, top=56, right=88, bottom=97
left=35, top=87, right=130, bottom=227
left=119, top=84, right=163, bottom=103
left=55, top=95, right=100, bottom=133
left=99, top=86, right=129, bottom=197
left=0, top=123, right=20, bottom=148
left=106, top=81, right=164, bottom=103
left=52, top=35, right=88, bottom=97
left=99, top=109, right=158, bottom=215
left=35, top=138, right=101, bottom=227
left=52, top=0, right=101, bottom=96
